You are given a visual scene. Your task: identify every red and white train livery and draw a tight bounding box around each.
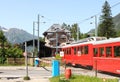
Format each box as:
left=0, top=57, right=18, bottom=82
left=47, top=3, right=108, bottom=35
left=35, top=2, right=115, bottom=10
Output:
left=61, top=37, right=120, bottom=74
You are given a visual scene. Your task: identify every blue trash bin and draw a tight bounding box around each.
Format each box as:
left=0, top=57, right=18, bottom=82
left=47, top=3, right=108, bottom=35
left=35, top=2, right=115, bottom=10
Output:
left=35, top=58, right=39, bottom=67
left=52, top=60, right=60, bottom=77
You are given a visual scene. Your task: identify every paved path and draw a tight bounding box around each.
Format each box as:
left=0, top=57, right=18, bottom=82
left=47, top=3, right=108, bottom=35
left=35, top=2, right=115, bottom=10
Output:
left=0, top=66, right=119, bottom=82
left=0, top=66, right=51, bottom=82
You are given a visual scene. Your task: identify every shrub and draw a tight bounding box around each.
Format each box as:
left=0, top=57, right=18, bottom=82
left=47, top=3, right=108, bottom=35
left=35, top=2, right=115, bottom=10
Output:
left=23, top=76, right=30, bottom=80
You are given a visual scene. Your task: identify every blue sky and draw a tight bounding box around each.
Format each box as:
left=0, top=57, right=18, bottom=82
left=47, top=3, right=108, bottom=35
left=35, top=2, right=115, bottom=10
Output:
left=0, top=0, right=120, bottom=37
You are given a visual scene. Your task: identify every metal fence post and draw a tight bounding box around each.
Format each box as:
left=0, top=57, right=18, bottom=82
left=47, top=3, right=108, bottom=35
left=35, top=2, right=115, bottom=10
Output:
left=95, top=60, right=97, bottom=77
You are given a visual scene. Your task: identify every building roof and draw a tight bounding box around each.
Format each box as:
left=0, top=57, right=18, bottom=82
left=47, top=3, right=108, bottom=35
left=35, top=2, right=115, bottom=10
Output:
left=43, top=24, right=70, bottom=36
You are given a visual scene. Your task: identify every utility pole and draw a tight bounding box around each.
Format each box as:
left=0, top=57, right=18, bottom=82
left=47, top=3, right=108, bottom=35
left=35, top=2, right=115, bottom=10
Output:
left=95, top=15, right=97, bottom=37
left=91, top=15, right=98, bottom=37
left=56, top=32, right=58, bottom=54
left=33, top=21, right=35, bottom=66
left=37, top=14, right=40, bottom=57
left=77, top=25, right=79, bottom=41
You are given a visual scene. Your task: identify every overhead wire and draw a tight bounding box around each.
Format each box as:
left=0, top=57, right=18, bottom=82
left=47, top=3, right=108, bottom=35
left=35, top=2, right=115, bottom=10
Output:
left=111, top=1, right=120, bottom=8
left=42, top=1, right=120, bottom=25
left=78, top=1, right=120, bottom=24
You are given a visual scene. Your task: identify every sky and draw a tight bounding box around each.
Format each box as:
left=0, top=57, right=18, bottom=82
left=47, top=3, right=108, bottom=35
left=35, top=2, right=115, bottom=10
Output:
left=0, top=0, right=120, bottom=37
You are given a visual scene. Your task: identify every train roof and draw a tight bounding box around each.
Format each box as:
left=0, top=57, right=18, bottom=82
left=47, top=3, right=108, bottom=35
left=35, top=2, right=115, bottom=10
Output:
left=62, top=41, right=94, bottom=48
left=61, top=37, right=102, bottom=48
left=72, top=37, right=106, bottom=44
left=61, top=37, right=120, bottom=48
left=93, top=37, right=120, bottom=45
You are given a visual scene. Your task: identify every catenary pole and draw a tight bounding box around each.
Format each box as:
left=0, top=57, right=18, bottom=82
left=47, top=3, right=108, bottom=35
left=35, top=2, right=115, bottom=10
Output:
left=37, top=14, right=40, bottom=57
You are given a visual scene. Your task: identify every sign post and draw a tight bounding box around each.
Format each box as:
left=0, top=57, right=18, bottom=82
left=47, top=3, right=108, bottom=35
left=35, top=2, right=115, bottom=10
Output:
left=23, top=42, right=30, bottom=80
left=25, top=42, right=28, bottom=77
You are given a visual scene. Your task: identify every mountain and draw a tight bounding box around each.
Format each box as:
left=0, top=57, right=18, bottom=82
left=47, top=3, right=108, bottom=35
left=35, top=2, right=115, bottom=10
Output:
left=88, top=13, right=120, bottom=35
left=0, top=26, right=8, bottom=32
left=0, top=26, right=35, bottom=44
left=0, top=13, right=120, bottom=44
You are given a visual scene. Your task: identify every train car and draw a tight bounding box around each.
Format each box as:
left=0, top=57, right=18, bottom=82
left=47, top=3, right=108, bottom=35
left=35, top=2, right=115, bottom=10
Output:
left=61, top=37, right=120, bottom=74
left=93, top=37, right=120, bottom=74
left=62, top=37, right=105, bottom=67
left=62, top=41, right=93, bottom=67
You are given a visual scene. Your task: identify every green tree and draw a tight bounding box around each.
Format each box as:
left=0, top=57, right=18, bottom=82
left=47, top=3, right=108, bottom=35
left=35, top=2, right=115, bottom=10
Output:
left=61, top=23, right=71, bottom=31
left=62, top=23, right=86, bottom=40
left=98, top=1, right=116, bottom=38
left=70, top=23, right=81, bottom=40
left=0, top=31, right=23, bottom=64
left=7, top=44, right=23, bottom=58
left=39, top=37, right=44, bottom=42
left=0, top=30, right=7, bottom=64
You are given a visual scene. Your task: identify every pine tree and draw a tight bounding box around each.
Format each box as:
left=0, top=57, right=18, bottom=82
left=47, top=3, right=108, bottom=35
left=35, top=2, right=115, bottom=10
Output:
left=98, top=1, right=116, bottom=38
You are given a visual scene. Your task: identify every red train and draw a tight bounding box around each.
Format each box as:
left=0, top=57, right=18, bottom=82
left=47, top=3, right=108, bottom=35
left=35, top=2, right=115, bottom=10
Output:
left=61, top=37, right=120, bottom=74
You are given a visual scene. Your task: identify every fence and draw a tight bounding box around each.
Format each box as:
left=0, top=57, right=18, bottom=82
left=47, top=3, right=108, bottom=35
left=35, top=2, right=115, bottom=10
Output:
left=38, top=58, right=120, bottom=78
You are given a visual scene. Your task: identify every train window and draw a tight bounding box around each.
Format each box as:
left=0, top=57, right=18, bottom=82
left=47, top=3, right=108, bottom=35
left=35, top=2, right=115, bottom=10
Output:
left=93, top=48, right=98, bottom=57
left=65, top=49, right=67, bottom=54
left=106, top=47, right=112, bottom=57
left=114, top=46, right=120, bottom=57
left=67, top=48, right=69, bottom=55
left=99, top=47, right=104, bottom=57
left=84, top=46, right=88, bottom=54
left=78, top=46, right=82, bottom=55
left=69, top=48, right=71, bottom=54
left=63, top=49, right=66, bottom=54
left=78, top=47, right=80, bottom=51
left=74, top=47, right=77, bottom=55
left=67, top=49, right=69, bottom=54
left=63, top=49, right=65, bottom=53
left=78, top=46, right=81, bottom=53
left=81, top=46, right=84, bottom=54
left=67, top=48, right=71, bottom=55
left=66, top=48, right=70, bottom=55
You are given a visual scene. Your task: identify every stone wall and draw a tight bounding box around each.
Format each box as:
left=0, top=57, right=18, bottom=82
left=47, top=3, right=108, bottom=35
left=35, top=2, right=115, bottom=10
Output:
left=7, top=58, right=34, bottom=65
left=7, top=58, right=25, bottom=65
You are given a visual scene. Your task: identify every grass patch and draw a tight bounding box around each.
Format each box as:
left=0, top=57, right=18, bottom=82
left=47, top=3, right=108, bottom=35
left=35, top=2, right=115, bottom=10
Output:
left=49, top=75, right=118, bottom=82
